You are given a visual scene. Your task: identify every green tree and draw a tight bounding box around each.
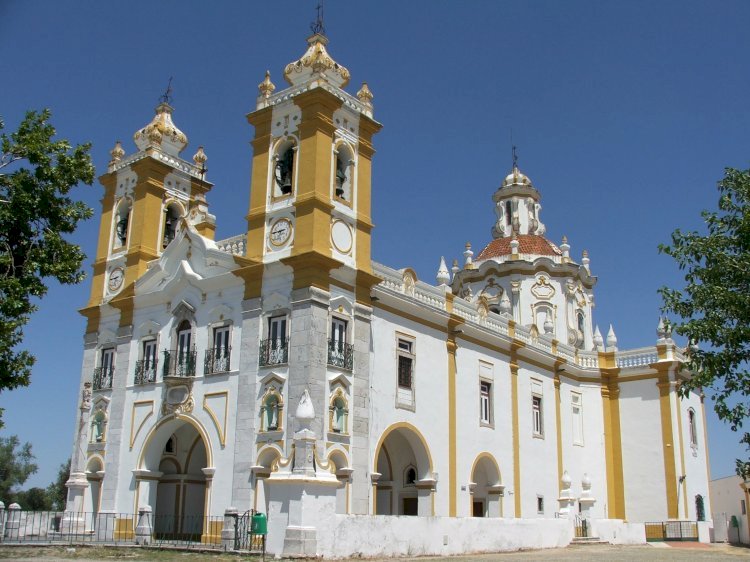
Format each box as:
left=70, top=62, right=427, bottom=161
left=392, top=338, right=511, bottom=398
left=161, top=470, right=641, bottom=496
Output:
left=659, top=166, right=750, bottom=477
left=0, top=110, right=94, bottom=425
left=0, top=435, right=38, bottom=501
left=13, top=487, right=51, bottom=510
left=46, top=458, right=70, bottom=510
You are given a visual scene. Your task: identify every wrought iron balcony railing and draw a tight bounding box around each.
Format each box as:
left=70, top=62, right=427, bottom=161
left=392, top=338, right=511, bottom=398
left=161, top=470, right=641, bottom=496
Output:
left=162, top=348, right=197, bottom=378
left=93, top=366, right=114, bottom=390
left=134, top=359, right=158, bottom=385
left=259, top=339, right=288, bottom=367
left=204, top=347, right=231, bottom=375
left=327, top=339, right=354, bottom=370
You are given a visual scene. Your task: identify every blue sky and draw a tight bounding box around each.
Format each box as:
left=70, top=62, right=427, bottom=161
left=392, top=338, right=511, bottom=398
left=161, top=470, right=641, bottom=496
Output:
left=1, top=1, right=748, bottom=490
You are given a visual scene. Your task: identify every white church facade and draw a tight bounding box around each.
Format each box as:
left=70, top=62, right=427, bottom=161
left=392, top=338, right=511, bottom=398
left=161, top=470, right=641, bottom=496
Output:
left=66, top=29, right=712, bottom=555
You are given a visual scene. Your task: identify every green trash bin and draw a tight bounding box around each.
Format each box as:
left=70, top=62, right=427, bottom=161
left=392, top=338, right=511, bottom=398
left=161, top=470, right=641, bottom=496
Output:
left=251, top=512, right=267, bottom=535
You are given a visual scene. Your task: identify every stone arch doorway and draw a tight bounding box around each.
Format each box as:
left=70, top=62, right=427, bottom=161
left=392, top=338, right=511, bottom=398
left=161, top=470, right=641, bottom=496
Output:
left=84, top=456, right=104, bottom=517
left=138, top=417, right=212, bottom=540
left=373, top=423, right=434, bottom=516
left=469, top=453, right=504, bottom=517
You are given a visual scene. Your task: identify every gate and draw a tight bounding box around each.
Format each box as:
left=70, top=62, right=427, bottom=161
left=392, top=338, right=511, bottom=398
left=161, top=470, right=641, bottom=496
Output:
left=574, top=514, right=588, bottom=538
left=644, top=520, right=698, bottom=542
left=233, top=510, right=266, bottom=554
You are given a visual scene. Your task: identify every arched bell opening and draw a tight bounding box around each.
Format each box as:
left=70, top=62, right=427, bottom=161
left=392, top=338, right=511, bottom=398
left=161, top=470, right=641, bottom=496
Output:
left=272, top=138, right=297, bottom=198
left=162, top=202, right=183, bottom=249
left=333, top=142, right=354, bottom=202
left=113, top=198, right=132, bottom=251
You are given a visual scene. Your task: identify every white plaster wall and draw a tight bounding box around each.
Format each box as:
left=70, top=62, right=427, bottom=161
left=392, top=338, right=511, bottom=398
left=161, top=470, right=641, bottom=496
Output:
left=454, top=341, right=514, bottom=517
left=315, top=515, right=572, bottom=558
left=678, top=390, right=712, bottom=521
left=558, top=379, right=607, bottom=519
left=516, top=364, right=558, bottom=518
left=370, top=308, right=449, bottom=515
left=710, top=475, right=749, bottom=544
left=619, top=377, right=667, bottom=522
left=591, top=519, right=646, bottom=544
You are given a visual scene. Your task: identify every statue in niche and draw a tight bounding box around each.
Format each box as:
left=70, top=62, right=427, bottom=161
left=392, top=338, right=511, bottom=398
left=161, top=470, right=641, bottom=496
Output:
left=274, top=147, right=294, bottom=194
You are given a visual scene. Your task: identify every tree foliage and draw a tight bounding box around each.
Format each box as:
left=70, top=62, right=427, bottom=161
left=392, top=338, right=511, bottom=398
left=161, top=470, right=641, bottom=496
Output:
left=46, top=458, right=71, bottom=510
left=659, top=166, right=750, bottom=476
left=0, top=435, right=38, bottom=501
left=0, top=110, right=94, bottom=424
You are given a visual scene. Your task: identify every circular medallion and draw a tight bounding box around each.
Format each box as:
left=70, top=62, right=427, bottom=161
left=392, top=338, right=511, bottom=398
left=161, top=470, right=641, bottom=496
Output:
left=269, top=218, right=292, bottom=247
left=108, top=267, right=125, bottom=291
left=331, top=220, right=353, bottom=254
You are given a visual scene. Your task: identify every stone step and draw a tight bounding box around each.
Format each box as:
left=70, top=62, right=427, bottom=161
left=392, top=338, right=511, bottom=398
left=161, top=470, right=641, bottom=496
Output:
left=571, top=536, right=608, bottom=545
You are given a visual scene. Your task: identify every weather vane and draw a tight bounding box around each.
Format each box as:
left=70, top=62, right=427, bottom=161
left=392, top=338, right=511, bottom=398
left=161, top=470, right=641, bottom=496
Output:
left=159, top=77, right=174, bottom=105
left=310, top=0, right=325, bottom=35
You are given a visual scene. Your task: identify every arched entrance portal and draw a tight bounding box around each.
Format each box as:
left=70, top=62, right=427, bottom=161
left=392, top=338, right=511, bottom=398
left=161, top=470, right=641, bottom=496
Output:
left=470, top=454, right=504, bottom=517
left=139, top=418, right=210, bottom=540
left=374, top=424, right=434, bottom=516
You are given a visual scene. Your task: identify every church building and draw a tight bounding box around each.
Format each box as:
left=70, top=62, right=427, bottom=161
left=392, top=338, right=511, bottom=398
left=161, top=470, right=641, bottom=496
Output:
left=66, top=27, right=712, bottom=554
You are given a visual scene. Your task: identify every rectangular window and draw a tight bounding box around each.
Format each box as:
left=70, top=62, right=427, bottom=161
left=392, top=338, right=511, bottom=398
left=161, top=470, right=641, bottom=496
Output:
left=480, top=381, right=492, bottom=425
left=397, top=338, right=414, bottom=389
left=142, top=340, right=157, bottom=370
left=268, top=316, right=287, bottom=344
left=537, top=495, right=544, bottom=514
left=532, top=395, right=543, bottom=437
left=101, top=348, right=115, bottom=373
left=214, top=326, right=230, bottom=354
left=331, top=318, right=347, bottom=345
left=742, top=499, right=747, bottom=515
left=571, top=392, right=583, bottom=445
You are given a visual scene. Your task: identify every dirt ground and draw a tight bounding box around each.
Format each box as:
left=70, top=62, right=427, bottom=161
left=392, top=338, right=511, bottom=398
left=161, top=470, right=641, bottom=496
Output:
left=0, top=542, right=748, bottom=561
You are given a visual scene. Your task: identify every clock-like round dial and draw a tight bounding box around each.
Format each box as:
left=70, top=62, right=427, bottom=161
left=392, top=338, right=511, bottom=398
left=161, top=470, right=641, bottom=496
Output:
left=108, top=267, right=125, bottom=291
left=269, top=218, right=292, bottom=247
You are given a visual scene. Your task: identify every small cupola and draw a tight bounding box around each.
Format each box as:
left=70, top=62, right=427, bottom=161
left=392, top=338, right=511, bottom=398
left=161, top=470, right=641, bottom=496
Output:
left=283, top=33, right=351, bottom=89
left=133, top=102, right=188, bottom=157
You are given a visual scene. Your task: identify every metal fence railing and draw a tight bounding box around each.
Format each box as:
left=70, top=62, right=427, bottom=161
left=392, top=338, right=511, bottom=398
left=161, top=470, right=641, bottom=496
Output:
left=645, top=520, right=698, bottom=542
left=0, top=511, right=135, bottom=544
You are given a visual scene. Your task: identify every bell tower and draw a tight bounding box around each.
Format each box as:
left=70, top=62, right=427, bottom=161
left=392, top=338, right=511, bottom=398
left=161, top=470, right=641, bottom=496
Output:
left=243, top=31, right=381, bottom=301
left=81, top=101, right=215, bottom=332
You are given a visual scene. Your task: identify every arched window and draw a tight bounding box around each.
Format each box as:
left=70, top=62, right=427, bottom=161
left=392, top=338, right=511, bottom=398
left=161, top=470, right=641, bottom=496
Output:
left=90, top=410, right=107, bottom=443
left=577, top=311, right=585, bottom=333
left=505, top=200, right=512, bottom=226
left=162, top=203, right=182, bottom=249
left=688, top=408, right=698, bottom=447
left=273, top=140, right=296, bottom=197
left=695, top=494, right=705, bottom=521
left=404, top=466, right=417, bottom=487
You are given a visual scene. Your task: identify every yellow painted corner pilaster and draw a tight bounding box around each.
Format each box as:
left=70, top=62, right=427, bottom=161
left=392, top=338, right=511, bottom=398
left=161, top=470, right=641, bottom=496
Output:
left=510, top=357, right=521, bottom=517
left=600, top=368, right=626, bottom=520
left=657, top=369, right=679, bottom=519
left=446, top=311, right=462, bottom=517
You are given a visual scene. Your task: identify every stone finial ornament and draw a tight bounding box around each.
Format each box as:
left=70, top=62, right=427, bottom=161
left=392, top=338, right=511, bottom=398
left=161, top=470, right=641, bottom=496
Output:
left=606, top=324, right=618, bottom=351
left=436, top=256, right=450, bottom=286
left=258, top=70, right=276, bottom=99
left=593, top=325, right=604, bottom=351
left=560, top=235, right=570, bottom=262
left=582, top=249, right=590, bottom=272
left=657, top=317, right=666, bottom=343
left=193, top=146, right=208, bottom=167
left=510, top=234, right=520, bottom=256
left=108, top=140, right=125, bottom=170
left=499, top=292, right=512, bottom=317
left=357, top=82, right=374, bottom=107
left=451, top=259, right=460, bottom=278
left=463, top=243, right=475, bottom=269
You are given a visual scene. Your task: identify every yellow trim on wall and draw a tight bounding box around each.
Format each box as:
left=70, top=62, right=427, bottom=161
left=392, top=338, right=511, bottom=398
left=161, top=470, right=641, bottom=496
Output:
left=600, top=369, right=626, bottom=520
left=657, top=370, right=679, bottom=519
left=203, top=391, right=229, bottom=447
left=510, top=359, right=521, bottom=517
left=446, top=328, right=459, bottom=517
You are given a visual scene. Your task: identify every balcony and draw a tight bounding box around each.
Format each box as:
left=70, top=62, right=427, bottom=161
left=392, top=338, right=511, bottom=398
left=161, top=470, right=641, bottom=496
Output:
left=92, top=366, right=113, bottom=390
left=204, top=348, right=231, bottom=375
left=259, top=339, right=288, bottom=367
left=134, top=359, right=158, bottom=385
left=162, top=348, right=197, bottom=378
left=327, top=339, right=354, bottom=370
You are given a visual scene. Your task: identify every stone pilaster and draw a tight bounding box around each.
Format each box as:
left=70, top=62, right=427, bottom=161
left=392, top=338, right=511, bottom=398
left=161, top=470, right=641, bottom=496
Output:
left=351, top=302, right=372, bottom=514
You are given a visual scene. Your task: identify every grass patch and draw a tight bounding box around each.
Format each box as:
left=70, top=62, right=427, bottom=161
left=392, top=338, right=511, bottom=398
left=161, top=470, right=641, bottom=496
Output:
left=0, top=545, right=259, bottom=560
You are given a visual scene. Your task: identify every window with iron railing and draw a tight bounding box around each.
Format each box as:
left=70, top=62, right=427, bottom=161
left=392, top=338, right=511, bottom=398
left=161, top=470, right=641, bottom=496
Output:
left=327, top=339, right=353, bottom=370
left=162, top=347, right=197, bottom=378
left=93, top=348, right=115, bottom=390
left=204, top=346, right=231, bottom=374
left=135, top=339, right=158, bottom=385
left=259, top=339, right=288, bottom=367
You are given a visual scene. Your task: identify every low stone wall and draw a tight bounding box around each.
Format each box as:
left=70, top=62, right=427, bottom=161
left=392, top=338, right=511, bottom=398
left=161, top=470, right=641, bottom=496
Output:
left=314, top=515, right=573, bottom=558
left=591, top=519, right=646, bottom=544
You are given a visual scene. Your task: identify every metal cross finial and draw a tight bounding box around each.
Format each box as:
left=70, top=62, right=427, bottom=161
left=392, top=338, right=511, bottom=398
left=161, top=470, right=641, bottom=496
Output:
left=159, top=77, right=174, bottom=105
left=512, top=145, right=519, bottom=170
left=310, top=0, right=325, bottom=35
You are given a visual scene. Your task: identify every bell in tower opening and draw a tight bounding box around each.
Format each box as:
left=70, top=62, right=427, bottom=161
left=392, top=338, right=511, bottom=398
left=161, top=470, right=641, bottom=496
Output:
left=274, top=145, right=294, bottom=195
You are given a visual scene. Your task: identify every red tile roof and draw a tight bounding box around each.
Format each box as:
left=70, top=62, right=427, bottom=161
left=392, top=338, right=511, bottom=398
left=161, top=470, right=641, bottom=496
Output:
left=476, top=235, right=562, bottom=261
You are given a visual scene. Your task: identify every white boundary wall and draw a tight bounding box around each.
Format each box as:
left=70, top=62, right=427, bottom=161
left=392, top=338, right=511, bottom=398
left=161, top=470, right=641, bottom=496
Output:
left=315, top=515, right=573, bottom=558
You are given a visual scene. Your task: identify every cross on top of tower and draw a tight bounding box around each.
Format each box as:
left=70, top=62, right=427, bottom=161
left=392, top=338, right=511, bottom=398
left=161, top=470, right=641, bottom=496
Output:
left=159, top=77, right=174, bottom=105
left=310, top=0, right=325, bottom=36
